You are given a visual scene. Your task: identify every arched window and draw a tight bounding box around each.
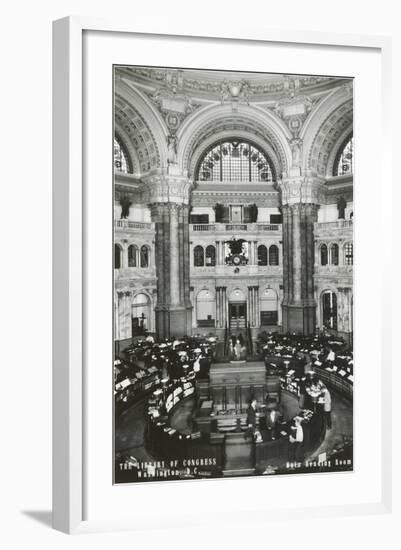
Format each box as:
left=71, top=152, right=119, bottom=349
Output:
left=321, top=244, right=328, bottom=266
left=196, top=140, right=275, bottom=182
left=194, top=245, right=204, bottom=267
left=114, top=136, right=132, bottom=173
left=114, top=244, right=122, bottom=269
left=330, top=243, right=339, bottom=266
left=269, top=245, right=279, bottom=266
left=258, top=245, right=268, bottom=266
left=205, top=245, right=216, bottom=266
left=140, top=245, right=149, bottom=268
left=128, top=245, right=138, bottom=267
left=334, top=135, right=353, bottom=176
left=344, top=243, right=353, bottom=265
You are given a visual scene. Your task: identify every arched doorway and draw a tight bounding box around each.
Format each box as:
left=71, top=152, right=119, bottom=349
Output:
left=132, top=292, right=151, bottom=336
left=228, top=288, right=247, bottom=331
left=322, top=290, right=337, bottom=331
left=196, top=289, right=215, bottom=328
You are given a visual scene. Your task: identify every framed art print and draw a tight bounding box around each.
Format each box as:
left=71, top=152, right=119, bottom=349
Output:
left=113, top=65, right=354, bottom=484
left=53, top=18, right=392, bottom=533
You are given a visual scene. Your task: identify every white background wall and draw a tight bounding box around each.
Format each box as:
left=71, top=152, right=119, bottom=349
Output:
left=0, top=0, right=399, bottom=548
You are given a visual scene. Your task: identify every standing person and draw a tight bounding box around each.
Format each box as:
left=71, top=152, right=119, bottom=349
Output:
left=265, top=405, right=282, bottom=440
left=323, top=387, right=332, bottom=429
left=325, top=346, right=335, bottom=368
left=288, top=416, right=304, bottom=462
left=228, top=339, right=234, bottom=360
left=303, top=353, right=313, bottom=375
left=246, top=399, right=257, bottom=440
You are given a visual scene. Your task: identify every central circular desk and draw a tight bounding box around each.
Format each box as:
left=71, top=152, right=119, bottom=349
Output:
left=145, top=358, right=332, bottom=478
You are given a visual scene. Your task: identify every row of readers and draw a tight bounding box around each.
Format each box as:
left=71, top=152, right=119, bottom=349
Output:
left=114, top=335, right=214, bottom=415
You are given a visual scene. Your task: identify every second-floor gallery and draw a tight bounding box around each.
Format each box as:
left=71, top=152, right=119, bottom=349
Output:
left=113, top=66, right=353, bottom=350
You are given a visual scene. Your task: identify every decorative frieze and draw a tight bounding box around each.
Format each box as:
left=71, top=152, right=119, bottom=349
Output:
left=191, top=189, right=280, bottom=208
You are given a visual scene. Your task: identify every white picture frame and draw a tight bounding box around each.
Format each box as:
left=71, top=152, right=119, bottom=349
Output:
left=52, top=16, right=392, bottom=534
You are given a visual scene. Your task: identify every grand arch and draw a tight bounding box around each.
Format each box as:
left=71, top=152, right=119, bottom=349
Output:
left=177, top=103, right=292, bottom=178
left=115, top=80, right=168, bottom=174
left=300, top=84, right=353, bottom=176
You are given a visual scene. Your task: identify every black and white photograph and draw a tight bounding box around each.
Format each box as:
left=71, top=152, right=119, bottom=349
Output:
left=113, top=65, right=354, bottom=483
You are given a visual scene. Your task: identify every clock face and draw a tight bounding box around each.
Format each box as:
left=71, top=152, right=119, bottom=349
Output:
left=233, top=254, right=241, bottom=265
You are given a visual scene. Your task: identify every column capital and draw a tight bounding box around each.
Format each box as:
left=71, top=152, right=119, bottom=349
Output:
left=143, top=173, right=193, bottom=205
left=278, top=175, right=325, bottom=206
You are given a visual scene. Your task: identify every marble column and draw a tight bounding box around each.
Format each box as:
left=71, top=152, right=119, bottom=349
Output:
left=279, top=175, right=323, bottom=335
left=117, top=291, right=124, bottom=341
left=169, top=204, right=180, bottom=305
left=248, top=287, right=253, bottom=327
left=306, top=204, right=319, bottom=302
left=281, top=205, right=290, bottom=307
left=253, top=241, right=258, bottom=265
left=216, top=287, right=221, bottom=328
left=338, top=287, right=352, bottom=335
left=150, top=202, right=192, bottom=339
left=223, top=287, right=229, bottom=329
left=249, top=242, right=254, bottom=265
left=254, top=286, right=260, bottom=327
left=292, top=204, right=302, bottom=303
left=124, top=291, right=132, bottom=340
left=122, top=243, right=129, bottom=268
left=220, top=241, right=226, bottom=265
left=216, top=241, right=221, bottom=265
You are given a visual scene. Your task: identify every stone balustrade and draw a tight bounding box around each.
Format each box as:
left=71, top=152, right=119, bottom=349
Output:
left=315, top=219, right=353, bottom=231
left=114, top=219, right=154, bottom=231
left=190, top=223, right=281, bottom=233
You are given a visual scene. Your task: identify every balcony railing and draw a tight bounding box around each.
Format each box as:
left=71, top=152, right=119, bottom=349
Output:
left=315, top=219, right=353, bottom=230
left=190, top=223, right=281, bottom=233
left=192, top=224, right=216, bottom=231
left=115, top=219, right=154, bottom=230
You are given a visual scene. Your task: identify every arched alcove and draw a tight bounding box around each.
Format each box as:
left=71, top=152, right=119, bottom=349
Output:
left=196, top=289, right=215, bottom=327
left=132, top=292, right=152, bottom=335
left=321, top=290, right=337, bottom=330
left=260, top=288, right=278, bottom=326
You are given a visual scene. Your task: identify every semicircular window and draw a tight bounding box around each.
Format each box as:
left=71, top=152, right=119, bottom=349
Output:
left=114, top=136, right=132, bottom=173
left=196, top=140, right=275, bottom=183
left=334, top=135, right=353, bottom=176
